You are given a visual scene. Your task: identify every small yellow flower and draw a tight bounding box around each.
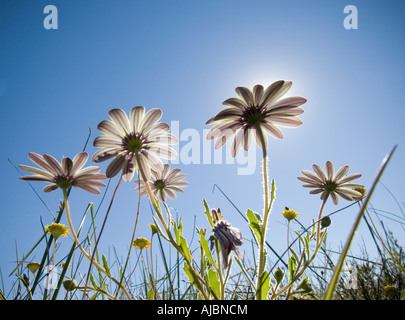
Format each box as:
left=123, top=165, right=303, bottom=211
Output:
left=26, top=262, right=41, bottom=274
left=352, top=187, right=366, bottom=201
left=384, top=285, right=397, bottom=298
left=45, top=222, right=70, bottom=239
left=149, top=224, right=159, bottom=235
left=282, top=207, right=298, bottom=222
left=132, top=237, right=151, bottom=250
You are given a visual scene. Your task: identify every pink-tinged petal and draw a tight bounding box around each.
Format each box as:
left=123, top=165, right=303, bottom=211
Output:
left=129, top=106, right=145, bottom=132
left=336, top=189, right=361, bottom=200
left=161, top=164, right=170, bottom=178
left=334, top=165, right=349, bottom=181
left=266, top=81, right=293, bottom=106
left=261, top=122, right=283, bottom=139
left=337, top=173, right=362, bottom=184
left=43, top=154, right=63, bottom=176
left=73, top=182, right=101, bottom=194
left=93, top=136, right=122, bottom=148
left=309, top=188, right=323, bottom=194
left=78, top=180, right=106, bottom=188
left=166, top=168, right=181, bottom=180
left=136, top=153, right=151, bottom=180
left=266, top=106, right=304, bottom=116
left=61, top=157, right=73, bottom=175
left=301, top=170, right=324, bottom=184
left=141, top=108, right=163, bottom=131
left=213, top=127, right=239, bottom=149
left=122, top=157, right=136, bottom=182
left=330, top=192, right=339, bottom=205
left=97, top=120, right=122, bottom=139
left=213, top=108, right=243, bottom=122
left=339, top=183, right=364, bottom=189
left=18, top=165, right=54, bottom=179
left=171, top=181, right=189, bottom=187
left=150, top=145, right=177, bottom=160
left=235, top=87, right=254, bottom=106
left=230, top=129, right=244, bottom=157
left=243, top=127, right=253, bottom=151
left=325, top=161, right=334, bottom=181
left=164, top=188, right=177, bottom=200
left=151, top=133, right=179, bottom=146
left=312, top=164, right=326, bottom=182
left=19, top=175, right=54, bottom=182
left=106, top=155, right=126, bottom=178
left=167, top=186, right=185, bottom=194
left=268, top=96, right=307, bottom=109
left=253, top=85, right=264, bottom=105
left=222, top=97, right=247, bottom=110
left=266, top=116, right=302, bottom=128
left=92, top=148, right=119, bottom=163
left=109, top=108, right=131, bottom=134
left=260, top=80, right=285, bottom=106
left=43, top=184, right=58, bottom=193
left=70, top=152, right=89, bottom=176
left=27, top=153, right=58, bottom=176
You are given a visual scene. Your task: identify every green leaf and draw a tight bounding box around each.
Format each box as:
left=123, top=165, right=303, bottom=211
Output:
left=208, top=267, right=221, bottom=299
left=247, top=209, right=263, bottom=244
left=147, top=287, right=154, bottom=300
left=199, top=233, right=216, bottom=267
left=180, top=236, right=192, bottom=264
left=102, top=254, right=111, bottom=277
left=183, top=264, right=196, bottom=284
left=288, top=254, right=297, bottom=282
left=258, top=271, right=271, bottom=299
left=203, top=199, right=214, bottom=227
left=295, top=277, right=313, bottom=295
left=274, top=267, right=285, bottom=285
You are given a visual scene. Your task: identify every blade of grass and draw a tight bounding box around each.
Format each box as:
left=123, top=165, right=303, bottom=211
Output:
left=325, top=144, right=398, bottom=300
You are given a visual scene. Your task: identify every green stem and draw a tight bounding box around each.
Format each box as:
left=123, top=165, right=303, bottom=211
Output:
left=134, top=155, right=209, bottom=300
left=62, top=188, right=131, bottom=300
left=256, top=126, right=270, bottom=300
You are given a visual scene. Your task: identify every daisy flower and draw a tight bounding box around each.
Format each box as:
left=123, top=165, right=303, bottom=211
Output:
left=297, top=161, right=363, bottom=205
left=92, top=107, right=178, bottom=182
left=134, top=164, right=189, bottom=202
left=206, top=81, right=307, bottom=157
left=19, top=152, right=106, bottom=194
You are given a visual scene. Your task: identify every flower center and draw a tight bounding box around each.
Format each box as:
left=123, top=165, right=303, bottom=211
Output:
left=154, top=179, right=167, bottom=190
left=122, top=132, right=148, bottom=154
left=323, top=180, right=338, bottom=193
left=55, top=175, right=74, bottom=190
left=243, top=106, right=263, bottom=127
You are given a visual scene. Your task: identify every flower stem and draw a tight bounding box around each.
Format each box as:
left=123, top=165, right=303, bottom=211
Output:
left=134, top=154, right=209, bottom=299
left=62, top=188, right=131, bottom=300
left=256, top=126, right=271, bottom=300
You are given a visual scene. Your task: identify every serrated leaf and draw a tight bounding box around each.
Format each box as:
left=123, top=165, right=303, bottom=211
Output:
left=247, top=209, right=263, bottom=244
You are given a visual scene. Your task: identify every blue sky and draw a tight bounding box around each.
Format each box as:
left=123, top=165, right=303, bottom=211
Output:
left=1, top=0, right=405, bottom=295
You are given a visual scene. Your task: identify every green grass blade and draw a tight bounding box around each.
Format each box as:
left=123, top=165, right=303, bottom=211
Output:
left=325, top=144, right=398, bottom=300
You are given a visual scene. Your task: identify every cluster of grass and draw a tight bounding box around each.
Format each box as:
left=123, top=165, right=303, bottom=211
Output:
left=1, top=147, right=404, bottom=300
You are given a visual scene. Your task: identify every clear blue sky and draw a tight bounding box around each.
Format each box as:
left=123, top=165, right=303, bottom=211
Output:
left=1, top=0, right=405, bottom=295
